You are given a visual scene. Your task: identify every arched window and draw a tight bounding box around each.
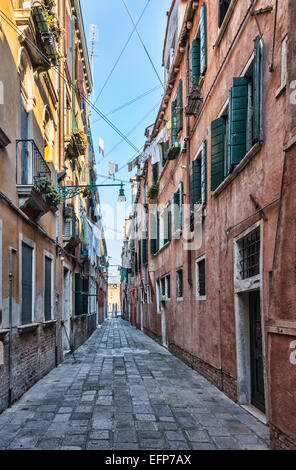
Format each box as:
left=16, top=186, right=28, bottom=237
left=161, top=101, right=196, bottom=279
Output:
left=18, top=47, right=34, bottom=111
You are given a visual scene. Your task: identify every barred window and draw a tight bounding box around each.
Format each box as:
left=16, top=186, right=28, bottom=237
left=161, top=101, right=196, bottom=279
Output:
left=239, top=227, right=260, bottom=279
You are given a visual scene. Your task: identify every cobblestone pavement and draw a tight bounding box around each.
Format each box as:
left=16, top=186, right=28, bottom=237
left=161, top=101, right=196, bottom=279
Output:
left=0, top=319, right=269, bottom=450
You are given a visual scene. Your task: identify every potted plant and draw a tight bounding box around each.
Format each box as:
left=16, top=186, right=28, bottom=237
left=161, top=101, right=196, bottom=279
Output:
left=147, top=182, right=159, bottom=201
left=36, top=176, right=64, bottom=208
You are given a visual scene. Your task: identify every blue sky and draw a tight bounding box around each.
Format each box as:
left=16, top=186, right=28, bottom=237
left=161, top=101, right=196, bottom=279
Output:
left=81, top=0, right=171, bottom=275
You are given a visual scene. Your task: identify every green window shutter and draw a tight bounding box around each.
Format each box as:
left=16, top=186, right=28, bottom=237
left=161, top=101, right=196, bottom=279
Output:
left=201, top=140, right=207, bottom=204
left=200, top=3, right=207, bottom=75
left=192, top=159, right=202, bottom=205
left=138, top=240, right=141, bottom=271
left=150, top=212, right=157, bottom=255
left=152, top=162, right=159, bottom=183
left=253, top=35, right=263, bottom=143
left=211, top=117, right=225, bottom=191
left=190, top=167, right=194, bottom=210
left=191, top=39, right=201, bottom=89
left=82, top=278, right=89, bottom=314
left=177, top=79, right=183, bottom=133
left=171, top=100, right=178, bottom=146
left=168, top=203, right=172, bottom=242
left=230, top=76, right=248, bottom=166
left=179, top=182, right=184, bottom=231
left=75, top=273, right=82, bottom=316
left=142, top=237, right=148, bottom=265
left=173, top=192, right=180, bottom=232
left=162, top=141, right=169, bottom=166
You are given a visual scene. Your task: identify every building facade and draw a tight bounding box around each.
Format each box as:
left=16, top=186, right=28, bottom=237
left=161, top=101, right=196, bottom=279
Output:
left=123, top=0, right=296, bottom=449
left=0, top=0, right=108, bottom=413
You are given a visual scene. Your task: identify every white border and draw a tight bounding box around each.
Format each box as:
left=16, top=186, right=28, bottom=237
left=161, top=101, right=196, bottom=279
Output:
left=43, top=250, right=54, bottom=321
left=19, top=234, right=36, bottom=325
left=195, top=254, right=206, bottom=300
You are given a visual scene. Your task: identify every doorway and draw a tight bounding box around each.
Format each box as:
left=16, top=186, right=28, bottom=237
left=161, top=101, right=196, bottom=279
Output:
left=62, top=267, right=71, bottom=355
left=249, top=291, right=265, bottom=413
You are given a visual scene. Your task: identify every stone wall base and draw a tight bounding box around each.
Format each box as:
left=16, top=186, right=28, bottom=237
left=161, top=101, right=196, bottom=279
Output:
left=270, top=424, right=296, bottom=450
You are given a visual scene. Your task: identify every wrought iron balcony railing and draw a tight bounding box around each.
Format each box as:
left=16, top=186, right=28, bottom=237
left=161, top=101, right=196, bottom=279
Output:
left=16, top=139, right=51, bottom=186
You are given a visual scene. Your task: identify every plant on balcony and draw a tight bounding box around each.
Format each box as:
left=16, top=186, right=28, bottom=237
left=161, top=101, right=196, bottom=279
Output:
left=168, top=141, right=181, bottom=160
left=147, top=182, right=159, bottom=201
left=36, top=176, right=64, bottom=207
left=66, top=129, right=87, bottom=158
left=64, top=206, right=74, bottom=218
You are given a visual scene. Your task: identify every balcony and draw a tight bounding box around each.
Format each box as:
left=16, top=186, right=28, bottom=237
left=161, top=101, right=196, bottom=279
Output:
left=167, top=142, right=181, bottom=160
left=65, top=130, right=87, bottom=159
left=16, top=139, right=60, bottom=219
left=14, top=2, right=59, bottom=71
left=63, top=210, right=80, bottom=250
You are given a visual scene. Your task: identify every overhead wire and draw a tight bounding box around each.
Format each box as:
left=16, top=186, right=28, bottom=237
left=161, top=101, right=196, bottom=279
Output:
left=93, top=0, right=151, bottom=105
left=92, top=84, right=161, bottom=124
left=121, top=0, right=164, bottom=89
left=0, top=9, right=143, bottom=155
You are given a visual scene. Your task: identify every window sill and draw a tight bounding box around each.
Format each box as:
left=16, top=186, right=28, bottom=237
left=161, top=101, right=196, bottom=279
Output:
left=73, top=314, right=87, bottom=320
left=212, top=142, right=262, bottom=198
left=176, top=297, right=183, bottom=302
left=42, top=319, right=56, bottom=328
left=17, top=323, right=40, bottom=335
left=196, top=296, right=207, bottom=301
left=213, top=0, right=238, bottom=48
left=0, top=329, right=9, bottom=340
left=275, top=81, right=286, bottom=99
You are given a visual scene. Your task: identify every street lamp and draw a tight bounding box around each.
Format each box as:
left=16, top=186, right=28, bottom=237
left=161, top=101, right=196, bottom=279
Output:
left=117, top=183, right=126, bottom=203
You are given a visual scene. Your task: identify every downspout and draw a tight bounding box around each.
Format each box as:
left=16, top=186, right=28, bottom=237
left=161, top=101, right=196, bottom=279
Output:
left=186, top=45, right=192, bottom=287
left=58, top=0, right=65, bottom=172
left=8, top=247, right=17, bottom=408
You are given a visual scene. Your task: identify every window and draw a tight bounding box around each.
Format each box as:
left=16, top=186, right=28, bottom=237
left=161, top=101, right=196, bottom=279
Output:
left=44, top=256, right=53, bottom=321
left=159, top=274, right=171, bottom=301
left=166, top=275, right=171, bottom=300
left=211, top=36, right=263, bottom=191
left=159, top=203, right=171, bottom=249
left=190, top=2, right=207, bottom=89
left=237, top=227, right=261, bottom=280
left=161, top=278, right=166, bottom=297
left=150, top=209, right=158, bottom=255
left=196, top=258, right=206, bottom=298
left=190, top=141, right=207, bottom=209
left=152, top=162, right=159, bottom=184
left=21, top=242, right=33, bottom=325
left=218, top=0, right=231, bottom=28
left=176, top=269, right=183, bottom=299
left=173, top=182, right=183, bottom=234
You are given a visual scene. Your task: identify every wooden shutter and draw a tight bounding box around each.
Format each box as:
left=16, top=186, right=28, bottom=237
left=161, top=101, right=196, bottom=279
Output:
left=138, top=240, right=141, bottom=271
left=75, top=273, right=82, bottom=316
left=44, top=257, right=52, bottom=322
left=179, top=182, right=184, bottom=230
left=150, top=212, right=158, bottom=255
left=200, top=3, right=207, bottom=75
left=201, top=140, right=207, bottom=204
left=230, top=77, right=248, bottom=166
left=168, top=203, right=172, bottom=242
left=22, top=243, right=33, bottom=325
left=211, top=117, right=225, bottom=191
left=191, top=39, right=201, bottom=89
left=253, top=35, right=263, bottom=143
left=156, top=211, right=160, bottom=252
left=192, top=159, right=202, bottom=205
left=173, top=191, right=180, bottom=232
left=171, top=100, right=178, bottom=146
left=177, top=79, right=183, bottom=133
left=152, top=163, right=159, bottom=183
left=82, top=278, right=89, bottom=314
left=142, top=237, right=148, bottom=265
left=162, top=141, right=169, bottom=166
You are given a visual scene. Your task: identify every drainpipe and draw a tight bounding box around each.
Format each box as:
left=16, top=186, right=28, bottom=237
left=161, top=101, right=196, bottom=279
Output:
left=8, top=247, right=17, bottom=408
left=58, top=0, right=65, bottom=172
left=186, top=45, right=192, bottom=287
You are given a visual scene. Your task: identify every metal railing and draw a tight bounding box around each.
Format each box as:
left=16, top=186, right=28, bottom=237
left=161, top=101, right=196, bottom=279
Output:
left=16, top=139, right=51, bottom=186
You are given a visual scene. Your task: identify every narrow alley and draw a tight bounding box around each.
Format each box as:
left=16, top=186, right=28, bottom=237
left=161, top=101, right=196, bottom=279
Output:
left=0, top=319, right=269, bottom=451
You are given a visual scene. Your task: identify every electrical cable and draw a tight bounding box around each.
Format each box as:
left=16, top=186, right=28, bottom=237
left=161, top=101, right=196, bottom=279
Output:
left=0, top=9, right=142, bottom=155
left=93, top=0, right=151, bottom=104
left=121, top=0, right=164, bottom=89
left=92, top=84, right=161, bottom=124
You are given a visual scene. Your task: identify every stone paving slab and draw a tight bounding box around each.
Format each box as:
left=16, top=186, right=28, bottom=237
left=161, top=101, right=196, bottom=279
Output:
left=0, top=319, right=269, bottom=450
